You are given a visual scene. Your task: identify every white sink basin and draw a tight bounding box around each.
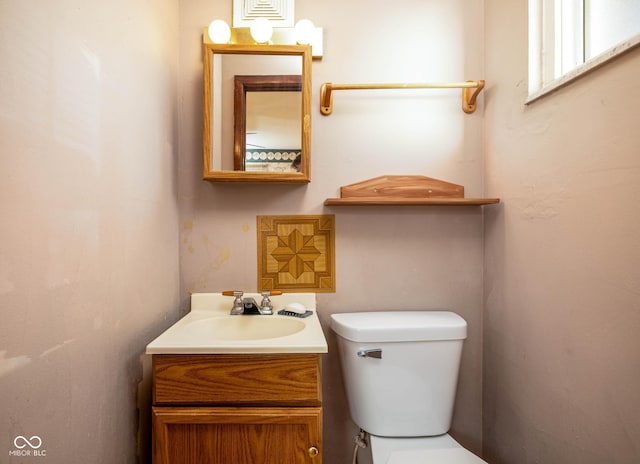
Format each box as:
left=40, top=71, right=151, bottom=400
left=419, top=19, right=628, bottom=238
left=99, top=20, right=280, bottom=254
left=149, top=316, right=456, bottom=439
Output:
left=183, top=316, right=306, bottom=341
left=145, top=292, right=328, bottom=354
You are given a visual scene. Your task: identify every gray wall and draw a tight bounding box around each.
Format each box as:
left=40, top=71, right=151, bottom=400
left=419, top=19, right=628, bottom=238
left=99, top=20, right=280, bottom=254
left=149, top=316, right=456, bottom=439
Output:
left=483, top=1, right=640, bottom=463
left=178, top=1, right=486, bottom=463
left=6, top=1, right=637, bottom=463
left=0, top=1, right=181, bottom=462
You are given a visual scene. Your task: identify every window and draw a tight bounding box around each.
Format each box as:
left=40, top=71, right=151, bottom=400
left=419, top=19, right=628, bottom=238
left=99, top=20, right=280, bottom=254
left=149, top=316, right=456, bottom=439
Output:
left=528, top=0, right=640, bottom=102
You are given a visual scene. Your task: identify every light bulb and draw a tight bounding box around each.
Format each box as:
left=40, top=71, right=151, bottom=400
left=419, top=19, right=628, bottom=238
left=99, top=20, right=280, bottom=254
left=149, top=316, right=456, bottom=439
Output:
left=250, top=18, right=273, bottom=44
left=294, top=19, right=315, bottom=45
left=208, top=19, right=231, bottom=44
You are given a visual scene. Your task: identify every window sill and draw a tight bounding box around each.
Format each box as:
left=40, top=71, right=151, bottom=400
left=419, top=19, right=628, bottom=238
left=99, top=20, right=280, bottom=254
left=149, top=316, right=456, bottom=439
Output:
left=526, top=33, right=640, bottom=105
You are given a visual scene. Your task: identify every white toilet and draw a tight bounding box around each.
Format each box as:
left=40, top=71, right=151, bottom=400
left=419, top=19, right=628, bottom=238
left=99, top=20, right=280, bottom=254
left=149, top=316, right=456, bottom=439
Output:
left=331, top=311, right=488, bottom=464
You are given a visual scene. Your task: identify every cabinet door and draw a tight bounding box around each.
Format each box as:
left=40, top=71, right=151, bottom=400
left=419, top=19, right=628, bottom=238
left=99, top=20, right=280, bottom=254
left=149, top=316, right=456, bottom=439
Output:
left=153, top=407, right=322, bottom=464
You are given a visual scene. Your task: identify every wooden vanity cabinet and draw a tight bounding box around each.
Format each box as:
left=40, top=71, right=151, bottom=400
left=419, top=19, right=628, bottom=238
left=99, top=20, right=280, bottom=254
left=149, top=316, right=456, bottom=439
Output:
left=151, top=353, right=322, bottom=464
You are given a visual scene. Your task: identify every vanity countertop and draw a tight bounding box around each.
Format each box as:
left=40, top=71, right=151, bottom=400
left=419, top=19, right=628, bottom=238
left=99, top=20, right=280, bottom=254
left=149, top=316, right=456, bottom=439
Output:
left=146, top=293, right=328, bottom=355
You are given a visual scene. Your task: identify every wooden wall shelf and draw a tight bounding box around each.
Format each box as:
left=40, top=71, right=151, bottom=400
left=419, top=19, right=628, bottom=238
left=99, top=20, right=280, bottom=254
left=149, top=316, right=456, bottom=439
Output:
left=324, top=175, right=500, bottom=206
left=325, top=197, right=500, bottom=206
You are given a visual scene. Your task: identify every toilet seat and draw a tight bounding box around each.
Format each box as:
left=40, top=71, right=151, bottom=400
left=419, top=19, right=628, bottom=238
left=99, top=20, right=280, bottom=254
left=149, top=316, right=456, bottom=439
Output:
left=370, top=434, right=488, bottom=464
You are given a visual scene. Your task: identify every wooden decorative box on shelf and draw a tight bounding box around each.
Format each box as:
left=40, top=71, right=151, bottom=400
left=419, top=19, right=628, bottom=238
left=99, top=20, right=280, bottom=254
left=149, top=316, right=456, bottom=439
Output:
left=324, top=175, right=500, bottom=206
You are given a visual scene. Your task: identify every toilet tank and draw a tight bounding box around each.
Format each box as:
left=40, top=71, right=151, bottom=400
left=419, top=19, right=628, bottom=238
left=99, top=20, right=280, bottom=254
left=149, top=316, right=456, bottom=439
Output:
left=331, top=311, right=467, bottom=437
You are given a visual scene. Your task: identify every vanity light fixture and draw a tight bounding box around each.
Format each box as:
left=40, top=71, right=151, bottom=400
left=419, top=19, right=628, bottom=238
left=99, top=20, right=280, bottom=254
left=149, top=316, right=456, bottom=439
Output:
left=250, top=18, right=274, bottom=44
left=293, top=19, right=315, bottom=45
left=205, top=18, right=324, bottom=58
left=208, top=19, right=232, bottom=44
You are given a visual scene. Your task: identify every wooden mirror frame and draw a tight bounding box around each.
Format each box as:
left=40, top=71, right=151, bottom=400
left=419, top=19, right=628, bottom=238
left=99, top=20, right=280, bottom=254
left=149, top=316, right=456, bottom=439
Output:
left=203, top=44, right=311, bottom=183
left=233, top=74, right=302, bottom=171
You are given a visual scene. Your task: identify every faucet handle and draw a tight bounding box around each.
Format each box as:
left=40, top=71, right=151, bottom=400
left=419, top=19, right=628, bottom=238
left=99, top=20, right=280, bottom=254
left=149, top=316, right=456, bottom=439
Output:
left=223, top=290, right=244, bottom=315
left=259, top=290, right=282, bottom=296
left=222, top=290, right=243, bottom=297
left=260, top=290, right=277, bottom=315
left=223, top=290, right=282, bottom=296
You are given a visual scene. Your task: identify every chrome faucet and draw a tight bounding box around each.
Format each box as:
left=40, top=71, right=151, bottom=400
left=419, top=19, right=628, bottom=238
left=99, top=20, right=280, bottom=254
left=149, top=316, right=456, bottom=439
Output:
left=229, top=291, right=244, bottom=315
left=259, top=291, right=274, bottom=315
left=224, top=290, right=276, bottom=315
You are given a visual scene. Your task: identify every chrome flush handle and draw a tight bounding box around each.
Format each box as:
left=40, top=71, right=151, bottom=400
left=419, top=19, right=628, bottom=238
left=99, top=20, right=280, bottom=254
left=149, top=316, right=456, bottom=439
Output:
left=357, top=349, right=382, bottom=359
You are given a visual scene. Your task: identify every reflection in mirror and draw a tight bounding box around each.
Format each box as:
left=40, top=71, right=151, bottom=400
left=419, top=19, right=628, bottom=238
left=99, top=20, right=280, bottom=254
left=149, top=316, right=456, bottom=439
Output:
left=203, top=44, right=311, bottom=182
left=234, top=75, right=302, bottom=172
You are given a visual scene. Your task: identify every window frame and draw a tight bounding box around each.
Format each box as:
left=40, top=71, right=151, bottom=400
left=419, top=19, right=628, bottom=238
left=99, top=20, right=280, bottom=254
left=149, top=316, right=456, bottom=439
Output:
left=527, top=0, right=640, bottom=104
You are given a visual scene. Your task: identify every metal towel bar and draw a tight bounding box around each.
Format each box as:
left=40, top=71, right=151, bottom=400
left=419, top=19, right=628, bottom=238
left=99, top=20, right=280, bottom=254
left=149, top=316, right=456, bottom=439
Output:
left=319, top=80, right=485, bottom=115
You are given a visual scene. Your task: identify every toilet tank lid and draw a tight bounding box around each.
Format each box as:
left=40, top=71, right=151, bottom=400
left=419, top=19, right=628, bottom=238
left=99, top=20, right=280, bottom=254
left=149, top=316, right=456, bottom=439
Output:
left=330, top=311, right=467, bottom=342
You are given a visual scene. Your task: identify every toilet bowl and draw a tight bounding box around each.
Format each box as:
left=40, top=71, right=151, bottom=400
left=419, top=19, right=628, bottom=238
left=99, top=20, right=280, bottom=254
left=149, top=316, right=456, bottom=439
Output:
left=331, top=311, right=488, bottom=464
left=370, top=435, right=486, bottom=464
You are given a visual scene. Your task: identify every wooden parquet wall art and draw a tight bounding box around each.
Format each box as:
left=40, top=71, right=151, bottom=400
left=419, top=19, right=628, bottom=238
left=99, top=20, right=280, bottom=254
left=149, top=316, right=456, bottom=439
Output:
left=257, top=215, right=335, bottom=292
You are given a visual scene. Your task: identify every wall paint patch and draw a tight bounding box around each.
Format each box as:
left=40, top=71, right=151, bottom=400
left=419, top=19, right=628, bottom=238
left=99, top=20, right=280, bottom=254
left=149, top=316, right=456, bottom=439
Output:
left=183, top=221, right=194, bottom=251
left=39, top=339, right=76, bottom=358
left=0, top=351, right=31, bottom=378
left=213, top=246, right=231, bottom=268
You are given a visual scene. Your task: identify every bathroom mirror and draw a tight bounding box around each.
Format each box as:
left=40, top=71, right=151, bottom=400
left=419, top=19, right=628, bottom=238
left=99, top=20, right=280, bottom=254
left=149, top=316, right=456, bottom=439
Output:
left=203, top=44, right=311, bottom=182
left=233, top=74, right=302, bottom=172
